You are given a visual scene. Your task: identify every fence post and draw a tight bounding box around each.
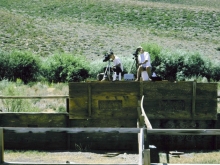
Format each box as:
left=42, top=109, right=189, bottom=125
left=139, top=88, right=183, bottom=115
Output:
left=144, top=149, right=150, bottom=165
left=0, top=128, right=4, bottom=163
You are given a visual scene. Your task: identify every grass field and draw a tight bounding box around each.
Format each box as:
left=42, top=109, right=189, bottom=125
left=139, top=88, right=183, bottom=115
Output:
left=0, top=0, right=219, bottom=62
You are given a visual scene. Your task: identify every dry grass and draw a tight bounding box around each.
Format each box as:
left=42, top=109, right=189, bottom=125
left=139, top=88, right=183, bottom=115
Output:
left=4, top=150, right=220, bottom=164
left=0, top=81, right=68, bottom=112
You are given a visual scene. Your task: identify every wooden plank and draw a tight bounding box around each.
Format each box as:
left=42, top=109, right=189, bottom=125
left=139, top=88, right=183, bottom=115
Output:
left=143, top=99, right=192, bottom=119
left=0, top=113, right=68, bottom=127
left=195, top=99, right=217, bottom=120
left=139, top=128, right=144, bottom=165
left=147, top=129, right=220, bottom=135
left=196, top=83, right=217, bottom=99
left=192, top=81, right=196, bottom=119
left=0, top=163, right=138, bottom=165
left=69, top=94, right=138, bottom=119
left=69, top=109, right=137, bottom=119
left=71, top=141, right=138, bottom=151
left=3, top=127, right=141, bottom=134
left=140, top=96, right=152, bottom=129
left=70, top=133, right=137, bottom=142
left=88, top=83, right=91, bottom=117
left=69, top=83, right=88, bottom=97
left=4, top=133, right=67, bottom=150
left=144, top=149, right=150, bottom=165
left=69, top=97, right=88, bottom=118
left=69, top=119, right=137, bottom=127
left=0, top=128, right=3, bottom=163
left=4, top=127, right=220, bottom=135
left=143, top=81, right=193, bottom=99
left=0, top=163, right=217, bottom=165
left=69, top=82, right=140, bottom=97
left=0, top=95, right=68, bottom=99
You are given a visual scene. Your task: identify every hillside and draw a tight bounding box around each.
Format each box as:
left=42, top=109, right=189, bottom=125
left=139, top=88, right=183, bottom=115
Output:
left=0, top=0, right=220, bottom=63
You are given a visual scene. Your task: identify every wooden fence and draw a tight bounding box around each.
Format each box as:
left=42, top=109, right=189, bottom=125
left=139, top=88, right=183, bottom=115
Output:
left=1, top=127, right=220, bottom=165
left=0, top=127, right=150, bottom=165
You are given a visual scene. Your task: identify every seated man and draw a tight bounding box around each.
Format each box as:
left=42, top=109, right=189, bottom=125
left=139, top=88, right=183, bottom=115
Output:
left=135, top=46, right=151, bottom=81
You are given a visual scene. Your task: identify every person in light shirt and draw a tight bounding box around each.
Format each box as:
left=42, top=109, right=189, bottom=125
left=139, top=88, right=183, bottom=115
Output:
left=135, top=46, right=151, bottom=81
left=109, top=51, right=123, bottom=81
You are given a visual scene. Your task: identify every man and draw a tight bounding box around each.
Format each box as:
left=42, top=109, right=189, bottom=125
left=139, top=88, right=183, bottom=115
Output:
left=135, top=46, right=151, bottom=81
left=109, top=51, right=123, bottom=81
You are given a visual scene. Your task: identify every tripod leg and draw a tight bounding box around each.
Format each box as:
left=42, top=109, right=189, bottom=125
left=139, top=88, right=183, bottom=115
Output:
left=101, top=61, right=111, bottom=81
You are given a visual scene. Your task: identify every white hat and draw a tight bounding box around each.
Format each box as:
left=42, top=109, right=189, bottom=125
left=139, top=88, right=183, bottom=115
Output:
left=137, top=46, right=143, bottom=49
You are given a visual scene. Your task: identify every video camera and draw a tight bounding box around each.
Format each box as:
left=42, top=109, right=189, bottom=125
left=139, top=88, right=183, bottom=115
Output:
left=103, top=50, right=113, bottom=62
left=103, top=53, right=111, bottom=62
left=132, top=50, right=139, bottom=58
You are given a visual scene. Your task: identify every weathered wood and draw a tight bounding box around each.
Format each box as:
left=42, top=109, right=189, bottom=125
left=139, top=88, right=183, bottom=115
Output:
left=144, top=149, right=150, bottom=165
left=0, top=113, right=68, bottom=127
left=192, top=81, right=196, bottom=119
left=0, top=163, right=138, bottom=165
left=139, top=128, right=144, bottom=165
left=0, top=95, right=68, bottom=99
left=3, top=127, right=220, bottom=135
left=0, top=128, right=3, bottom=164
left=88, top=83, right=92, bottom=116
left=69, top=82, right=139, bottom=120
left=140, top=96, right=152, bottom=129
left=3, top=127, right=141, bottom=134
left=143, top=81, right=217, bottom=120
left=69, top=95, right=138, bottom=119
left=70, top=119, right=137, bottom=127
left=0, top=163, right=218, bottom=165
left=147, top=129, right=220, bottom=135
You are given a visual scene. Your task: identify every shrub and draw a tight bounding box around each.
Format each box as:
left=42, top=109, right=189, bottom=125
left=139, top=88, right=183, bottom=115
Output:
left=0, top=50, right=11, bottom=80
left=151, top=50, right=216, bottom=82
left=141, top=42, right=162, bottom=61
left=0, top=50, right=41, bottom=83
left=41, top=53, right=89, bottom=83
left=152, top=50, right=179, bottom=81
left=211, top=64, right=220, bottom=81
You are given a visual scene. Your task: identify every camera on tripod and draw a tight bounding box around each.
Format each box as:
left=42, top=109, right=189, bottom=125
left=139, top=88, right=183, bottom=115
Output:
left=103, top=53, right=111, bottom=62
left=132, top=50, right=139, bottom=58
left=103, top=50, right=114, bottom=62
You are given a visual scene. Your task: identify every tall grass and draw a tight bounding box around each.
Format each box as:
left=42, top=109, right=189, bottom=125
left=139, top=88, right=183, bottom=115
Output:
left=0, top=80, right=68, bottom=112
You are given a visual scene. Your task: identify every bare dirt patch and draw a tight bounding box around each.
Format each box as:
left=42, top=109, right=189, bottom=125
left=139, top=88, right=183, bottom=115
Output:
left=4, top=150, right=139, bottom=164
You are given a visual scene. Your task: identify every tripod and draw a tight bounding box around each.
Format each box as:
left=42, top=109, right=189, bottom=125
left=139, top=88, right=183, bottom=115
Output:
left=102, top=60, right=112, bottom=81
left=128, top=56, right=138, bottom=74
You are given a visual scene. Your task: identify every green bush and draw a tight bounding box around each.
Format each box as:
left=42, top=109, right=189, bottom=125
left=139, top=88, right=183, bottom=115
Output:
left=152, top=50, right=180, bottom=81
left=41, top=53, right=89, bottom=83
left=211, top=64, right=220, bottom=81
left=141, top=43, right=162, bottom=62
left=151, top=50, right=220, bottom=82
left=0, top=50, right=10, bottom=80
left=0, top=50, right=41, bottom=83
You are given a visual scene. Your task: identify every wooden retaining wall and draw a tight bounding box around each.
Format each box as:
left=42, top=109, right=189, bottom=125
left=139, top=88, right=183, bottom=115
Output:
left=0, top=81, right=218, bottom=151
left=0, top=113, right=220, bottom=151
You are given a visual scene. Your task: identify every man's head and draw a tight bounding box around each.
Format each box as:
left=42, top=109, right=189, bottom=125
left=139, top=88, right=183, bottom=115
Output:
left=109, top=51, right=115, bottom=60
left=136, top=46, right=143, bottom=54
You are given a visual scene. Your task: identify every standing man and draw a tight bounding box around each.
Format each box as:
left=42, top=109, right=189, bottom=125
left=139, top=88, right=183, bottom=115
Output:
left=109, top=51, right=123, bottom=81
left=135, top=46, right=152, bottom=81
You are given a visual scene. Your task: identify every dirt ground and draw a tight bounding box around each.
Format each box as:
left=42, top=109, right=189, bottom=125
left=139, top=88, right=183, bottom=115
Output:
left=4, top=150, right=139, bottom=164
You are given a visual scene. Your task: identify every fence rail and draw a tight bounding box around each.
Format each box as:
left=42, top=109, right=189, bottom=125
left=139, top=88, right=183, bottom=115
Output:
left=1, top=127, right=220, bottom=165
left=0, top=95, right=68, bottom=99
left=0, top=127, right=149, bottom=165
